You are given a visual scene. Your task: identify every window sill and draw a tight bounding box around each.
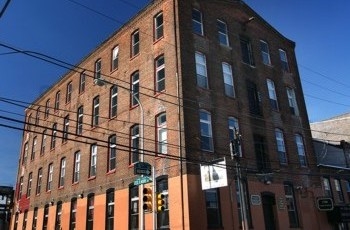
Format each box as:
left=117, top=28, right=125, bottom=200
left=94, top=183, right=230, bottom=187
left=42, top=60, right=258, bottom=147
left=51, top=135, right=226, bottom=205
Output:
left=72, top=182, right=79, bottom=186
left=106, top=169, right=116, bottom=175
left=153, top=36, right=164, bottom=45
left=58, top=186, right=64, bottom=190
left=88, top=176, right=96, bottom=181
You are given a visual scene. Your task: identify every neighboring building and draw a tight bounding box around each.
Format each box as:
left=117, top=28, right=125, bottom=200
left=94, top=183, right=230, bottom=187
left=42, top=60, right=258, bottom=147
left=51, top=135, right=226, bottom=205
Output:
left=11, top=0, right=329, bottom=229
left=0, top=186, right=14, bottom=230
left=313, top=140, right=350, bottom=229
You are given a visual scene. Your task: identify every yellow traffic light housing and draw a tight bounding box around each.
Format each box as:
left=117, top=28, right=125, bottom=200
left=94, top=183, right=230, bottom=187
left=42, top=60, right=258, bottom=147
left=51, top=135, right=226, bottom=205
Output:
left=142, top=187, right=153, bottom=212
left=157, top=193, right=165, bottom=212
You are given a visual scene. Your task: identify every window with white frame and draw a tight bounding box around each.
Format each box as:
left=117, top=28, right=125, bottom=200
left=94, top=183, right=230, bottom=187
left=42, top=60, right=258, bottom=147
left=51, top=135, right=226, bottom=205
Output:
left=27, top=113, right=32, bottom=131
left=155, top=55, right=165, bottom=92
left=90, top=144, right=97, bottom=177
left=27, top=172, right=32, bottom=197
left=59, top=157, right=66, bottom=187
left=35, top=107, right=40, bottom=125
left=79, top=72, right=86, bottom=93
left=295, top=134, right=306, bottom=167
left=205, top=189, right=222, bottom=228
left=41, top=129, right=47, bottom=155
left=131, top=125, right=140, bottom=164
left=55, top=91, right=60, bottom=112
left=33, top=208, right=38, bottom=229
left=334, top=179, right=344, bottom=202
left=222, top=62, right=234, bottom=97
left=131, top=30, right=140, bottom=57
left=51, top=123, right=57, bottom=149
left=260, top=40, right=271, bottom=65
left=55, top=202, right=62, bottom=230
left=129, top=185, right=139, bottom=230
left=284, top=182, right=299, bottom=227
left=106, top=189, right=115, bottom=230
left=266, top=79, right=278, bottom=110
left=279, top=49, right=290, bottom=72
left=275, top=129, right=287, bottom=164
left=110, top=85, right=118, bottom=118
left=228, top=117, right=239, bottom=142
left=323, top=177, right=332, bottom=197
left=217, top=20, right=229, bottom=46
left=70, top=198, right=77, bottom=230
left=47, top=163, right=53, bottom=191
left=22, top=142, right=28, bottom=165
left=112, top=46, right=119, bottom=70
left=45, top=99, right=50, bottom=118
left=200, top=110, right=213, bottom=151
left=240, top=37, right=254, bottom=66
left=192, top=8, right=203, bottom=35
left=43, top=205, right=49, bottom=230
left=195, top=52, right=208, bottom=88
left=31, top=136, right=37, bottom=161
left=18, top=176, right=23, bottom=198
left=77, top=106, right=84, bottom=135
left=36, top=168, right=42, bottom=194
left=63, top=115, right=69, bottom=142
left=154, top=12, right=164, bottom=40
left=286, top=88, right=299, bottom=115
left=108, top=135, right=117, bottom=171
left=131, top=71, right=140, bottom=107
left=92, top=96, right=100, bottom=126
left=87, top=194, right=94, bottom=230
left=73, top=151, right=81, bottom=183
left=94, top=59, right=101, bottom=79
left=66, top=81, right=72, bottom=103
left=157, top=113, right=167, bottom=154
left=22, top=210, right=27, bottom=229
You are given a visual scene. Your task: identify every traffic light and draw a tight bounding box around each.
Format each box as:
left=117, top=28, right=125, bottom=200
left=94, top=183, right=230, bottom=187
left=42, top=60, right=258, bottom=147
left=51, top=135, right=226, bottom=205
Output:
left=142, top=187, right=152, bottom=212
left=157, top=193, right=165, bottom=212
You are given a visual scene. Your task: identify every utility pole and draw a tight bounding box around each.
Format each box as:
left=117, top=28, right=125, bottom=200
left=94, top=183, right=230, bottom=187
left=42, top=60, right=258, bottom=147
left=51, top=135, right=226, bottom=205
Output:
left=231, top=129, right=249, bottom=230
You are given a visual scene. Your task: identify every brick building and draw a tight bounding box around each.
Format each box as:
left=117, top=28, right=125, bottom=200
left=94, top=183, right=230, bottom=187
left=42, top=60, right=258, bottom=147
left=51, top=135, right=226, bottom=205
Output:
left=11, top=0, right=332, bottom=229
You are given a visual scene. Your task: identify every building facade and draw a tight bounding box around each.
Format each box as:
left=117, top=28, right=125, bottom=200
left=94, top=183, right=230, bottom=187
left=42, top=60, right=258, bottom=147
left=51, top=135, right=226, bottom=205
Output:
left=12, top=0, right=332, bottom=229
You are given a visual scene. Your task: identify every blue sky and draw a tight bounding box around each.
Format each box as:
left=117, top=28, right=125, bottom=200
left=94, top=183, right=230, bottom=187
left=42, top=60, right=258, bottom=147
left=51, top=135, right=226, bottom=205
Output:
left=0, top=0, right=349, bottom=186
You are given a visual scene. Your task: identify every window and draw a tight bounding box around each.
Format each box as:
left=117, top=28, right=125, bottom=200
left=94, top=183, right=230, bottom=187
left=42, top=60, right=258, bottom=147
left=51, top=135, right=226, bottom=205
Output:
left=22, top=210, right=28, bottom=230
left=59, top=158, right=66, bottom=187
left=155, top=55, right=165, bottom=92
left=295, top=134, right=307, bottom=167
left=70, top=198, right=77, bottom=230
left=323, top=177, right=332, bottom=197
left=195, top=52, right=208, bottom=88
left=87, top=194, right=95, bottom=230
left=347, top=181, right=350, bottom=201
left=43, top=205, right=49, bottom=230
left=200, top=110, right=213, bottom=151
left=129, top=185, right=139, bottom=230
left=106, top=189, right=115, bottom=230
left=192, top=8, right=203, bottom=35
left=31, top=137, right=37, bottom=161
left=45, top=99, right=50, bottom=118
left=260, top=40, right=271, bottom=65
left=73, top=151, right=81, bottom=183
left=284, top=183, right=299, bottom=227
left=18, top=176, right=23, bottom=199
left=36, top=168, right=43, bottom=194
left=63, top=115, right=69, bottom=142
left=254, top=135, right=270, bottom=172
left=55, top=202, right=62, bottom=230
left=334, top=179, right=344, bottom=202
left=154, top=12, right=164, bottom=40
left=110, top=85, right=118, bottom=118
left=94, top=59, right=102, bottom=79
left=228, top=117, right=239, bottom=142
left=22, top=142, right=28, bottom=165
left=275, top=129, right=287, bottom=164
left=47, top=163, right=53, bottom=191
left=279, top=49, right=289, bottom=72
left=131, top=71, right=140, bottom=107
left=131, top=30, right=140, bottom=57
left=41, top=129, right=47, bottom=155
left=240, top=37, right=254, bottom=66
left=90, top=144, right=97, bottom=177
left=157, top=113, right=167, bottom=154
left=79, top=71, right=86, bottom=93
left=131, top=125, right=140, bottom=164
left=77, top=106, right=84, bottom=135
left=287, top=88, right=299, bottom=115
left=112, top=46, right=119, bottom=70
left=14, top=213, right=18, bottom=230
left=108, top=135, right=117, bottom=171
left=205, top=189, right=222, bottom=228
left=247, top=80, right=261, bottom=116
left=32, top=207, right=38, bottom=230
left=35, top=107, right=40, bottom=125
left=222, top=62, right=234, bottom=97
left=156, top=176, right=169, bottom=229
left=267, top=79, right=278, bottom=110
left=27, top=172, right=32, bottom=197
left=235, top=179, right=252, bottom=228
left=66, top=81, right=72, bottom=103
left=217, top=20, right=229, bottom=46
left=92, top=96, right=100, bottom=126
left=54, top=92, right=60, bottom=112
left=27, top=113, right=32, bottom=131
left=51, top=123, right=57, bottom=149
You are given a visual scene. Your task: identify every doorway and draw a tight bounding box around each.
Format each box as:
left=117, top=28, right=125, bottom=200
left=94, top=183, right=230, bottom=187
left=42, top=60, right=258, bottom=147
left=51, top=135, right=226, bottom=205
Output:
left=262, top=192, right=276, bottom=230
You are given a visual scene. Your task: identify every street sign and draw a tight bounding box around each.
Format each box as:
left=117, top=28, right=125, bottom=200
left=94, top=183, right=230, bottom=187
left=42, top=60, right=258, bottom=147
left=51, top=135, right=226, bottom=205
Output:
left=316, top=197, right=334, bottom=211
left=134, top=162, right=152, bottom=176
left=134, top=176, right=152, bottom=186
